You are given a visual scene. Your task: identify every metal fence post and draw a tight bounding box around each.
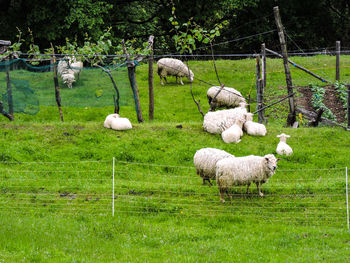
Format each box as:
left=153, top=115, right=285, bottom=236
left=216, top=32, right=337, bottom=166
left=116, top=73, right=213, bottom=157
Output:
left=113, top=157, right=115, bottom=217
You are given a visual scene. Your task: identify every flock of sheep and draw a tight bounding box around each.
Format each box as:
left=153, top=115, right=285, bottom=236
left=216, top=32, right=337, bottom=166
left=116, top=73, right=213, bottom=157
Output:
left=154, top=58, right=294, bottom=202
left=59, top=56, right=294, bottom=202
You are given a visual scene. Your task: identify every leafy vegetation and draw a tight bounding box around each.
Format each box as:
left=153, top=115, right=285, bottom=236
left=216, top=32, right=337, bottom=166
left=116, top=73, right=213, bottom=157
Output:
left=310, top=84, right=336, bottom=121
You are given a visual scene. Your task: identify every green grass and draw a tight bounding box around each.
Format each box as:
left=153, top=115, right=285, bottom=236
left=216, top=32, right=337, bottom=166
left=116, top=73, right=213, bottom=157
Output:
left=0, top=55, right=350, bottom=262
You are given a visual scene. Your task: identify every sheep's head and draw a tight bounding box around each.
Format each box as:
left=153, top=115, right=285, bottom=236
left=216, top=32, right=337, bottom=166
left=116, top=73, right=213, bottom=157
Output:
left=188, top=70, right=194, bottom=83
left=277, top=133, right=290, bottom=142
left=238, top=101, right=247, bottom=108
left=62, top=74, right=75, bottom=89
left=264, top=154, right=279, bottom=175
left=245, top=112, right=254, bottom=122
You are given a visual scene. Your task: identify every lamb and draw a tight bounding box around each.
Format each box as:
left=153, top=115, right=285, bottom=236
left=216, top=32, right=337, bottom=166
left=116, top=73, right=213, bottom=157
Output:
left=276, top=133, right=293, bottom=156
left=104, top=113, right=132, bottom=131
left=216, top=154, right=279, bottom=202
left=203, top=102, right=248, bottom=134
left=243, top=113, right=267, bottom=136
left=207, top=86, right=246, bottom=110
left=157, top=58, right=194, bottom=85
left=221, top=116, right=246, bottom=144
left=193, top=148, right=234, bottom=186
left=57, top=56, right=83, bottom=88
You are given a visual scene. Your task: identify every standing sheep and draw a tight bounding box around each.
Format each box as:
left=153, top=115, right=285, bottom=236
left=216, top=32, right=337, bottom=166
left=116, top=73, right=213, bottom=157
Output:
left=216, top=154, right=279, bottom=202
left=207, top=86, right=246, bottom=110
left=276, top=133, right=293, bottom=156
left=193, top=148, right=234, bottom=186
left=57, top=56, right=83, bottom=89
left=157, top=58, right=194, bottom=85
left=203, top=102, right=247, bottom=134
left=243, top=113, right=267, bottom=136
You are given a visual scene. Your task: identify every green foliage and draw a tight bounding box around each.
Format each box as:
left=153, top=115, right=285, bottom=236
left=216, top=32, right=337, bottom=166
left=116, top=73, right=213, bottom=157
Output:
left=310, top=84, right=336, bottom=121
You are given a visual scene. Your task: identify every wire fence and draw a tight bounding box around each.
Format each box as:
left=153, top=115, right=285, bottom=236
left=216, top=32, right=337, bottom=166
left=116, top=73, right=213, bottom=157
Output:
left=0, top=159, right=348, bottom=229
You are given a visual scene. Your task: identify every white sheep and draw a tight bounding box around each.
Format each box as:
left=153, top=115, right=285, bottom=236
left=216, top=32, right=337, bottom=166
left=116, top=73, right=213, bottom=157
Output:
left=57, top=56, right=83, bottom=88
left=207, top=86, right=246, bottom=109
left=216, top=154, right=278, bottom=202
left=243, top=113, right=267, bottom=136
left=221, top=116, right=245, bottom=144
left=193, top=148, right=234, bottom=186
left=276, top=133, right=293, bottom=156
left=203, top=102, right=247, bottom=134
left=104, top=113, right=132, bottom=131
left=157, top=58, right=194, bottom=85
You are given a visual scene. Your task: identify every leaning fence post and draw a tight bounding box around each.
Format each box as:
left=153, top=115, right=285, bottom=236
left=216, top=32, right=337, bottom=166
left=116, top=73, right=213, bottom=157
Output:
left=113, top=157, right=115, bottom=217
left=336, top=41, right=340, bottom=82
left=346, top=167, right=349, bottom=230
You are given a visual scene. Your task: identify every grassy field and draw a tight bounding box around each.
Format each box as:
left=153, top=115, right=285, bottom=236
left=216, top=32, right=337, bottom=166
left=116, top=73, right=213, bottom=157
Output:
left=0, top=55, right=350, bottom=262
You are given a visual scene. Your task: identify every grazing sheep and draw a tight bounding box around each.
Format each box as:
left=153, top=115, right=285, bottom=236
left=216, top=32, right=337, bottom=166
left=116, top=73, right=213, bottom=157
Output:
left=203, top=102, right=248, bottom=134
left=243, top=113, right=267, bottom=136
left=157, top=58, right=194, bottom=85
left=276, top=133, right=293, bottom=156
left=221, top=116, right=246, bottom=144
left=216, top=154, right=279, bottom=202
left=193, top=148, right=234, bottom=186
left=57, top=56, right=83, bottom=88
left=207, top=86, right=246, bottom=110
left=104, top=113, right=132, bottom=131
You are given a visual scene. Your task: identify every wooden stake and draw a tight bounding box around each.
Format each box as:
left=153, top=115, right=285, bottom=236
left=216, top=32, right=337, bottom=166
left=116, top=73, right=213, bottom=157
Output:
left=51, top=43, right=64, bottom=122
left=148, top=35, right=154, bottom=121
left=273, top=6, right=296, bottom=126
left=336, top=41, right=340, bottom=81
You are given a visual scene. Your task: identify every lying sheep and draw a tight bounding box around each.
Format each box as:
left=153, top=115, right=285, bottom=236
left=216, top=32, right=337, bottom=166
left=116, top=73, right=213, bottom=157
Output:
left=276, top=133, right=293, bottom=156
left=57, top=56, right=83, bottom=88
left=193, top=148, right=234, bottom=186
left=243, top=113, right=267, bottom=136
left=203, top=102, right=247, bottom=134
left=216, top=154, right=279, bottom=202
left=221, top=116, right=246, bottom=144
left=104, top=113, right=132, bottom=131
left=157, top=58, right=194, bottom=85
left=207, top=86, right=246, bottom=110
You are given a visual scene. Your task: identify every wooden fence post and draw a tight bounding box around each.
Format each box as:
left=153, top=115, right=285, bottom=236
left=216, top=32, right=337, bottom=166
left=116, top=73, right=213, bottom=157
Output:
left=273, top=6, right=296, bottom=126
left=51, top=44, right=64, bottom=122
left=256, top=55, right=264, bottom=123
left=148, top=35, right=154, bottom=121
left=336, top=41, right=340, bottom=82
left=347, top=84, right=350, bottom=129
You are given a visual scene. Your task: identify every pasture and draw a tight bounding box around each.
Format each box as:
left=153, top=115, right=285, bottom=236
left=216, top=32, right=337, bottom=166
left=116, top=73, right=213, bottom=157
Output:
left=0, top=55, right=350, bottom=262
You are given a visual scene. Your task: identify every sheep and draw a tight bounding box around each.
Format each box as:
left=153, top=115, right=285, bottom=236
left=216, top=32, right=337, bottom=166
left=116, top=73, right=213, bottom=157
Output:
left=216, top=154, right=279, bottom=202
left=157, top=58, right=194, bottom=85
left=104, top=113, right=120, bottom=128
left=243, top=113, right=267, bottom=136
left=57, top=56, right=83, bottom=88
left=276, top=133, right=293, bottom=156
left=193, top=148, right=234, bottom=186
left=203, top=102, right=248, bottom=134
left=221, top=116, right=246, bottom=144
left=104, top=113, right=132, bottom=131
left=207, top=86, right=246, bottom=110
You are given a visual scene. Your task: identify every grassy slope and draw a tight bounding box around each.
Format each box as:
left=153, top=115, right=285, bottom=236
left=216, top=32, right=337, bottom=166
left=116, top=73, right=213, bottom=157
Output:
left=0, top=56, right=350, bottom=262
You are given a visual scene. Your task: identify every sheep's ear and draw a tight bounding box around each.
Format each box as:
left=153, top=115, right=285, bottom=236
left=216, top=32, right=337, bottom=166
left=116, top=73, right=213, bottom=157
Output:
left=276, top=135, right=281, bottom=138
left=286, top=135, right=291, bottom=138
left=264, top=157, right=270, bottom=162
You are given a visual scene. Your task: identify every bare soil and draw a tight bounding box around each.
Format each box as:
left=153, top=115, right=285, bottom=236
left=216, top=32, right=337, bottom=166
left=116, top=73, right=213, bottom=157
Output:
left=296, top=85, right=346, bottom=123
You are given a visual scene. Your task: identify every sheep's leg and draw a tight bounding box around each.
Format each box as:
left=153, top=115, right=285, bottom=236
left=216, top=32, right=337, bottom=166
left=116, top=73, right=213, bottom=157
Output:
left=219, top=188, right=226, bottom=203
left=246, top=183, right=251, bottom=194
left=164, top=76, right=168, bottom=84
left=256, top=182, right=264, bottom=197
left=179, top=76, right=184, bottom=85
left=160, top=76, right=164, bottom=85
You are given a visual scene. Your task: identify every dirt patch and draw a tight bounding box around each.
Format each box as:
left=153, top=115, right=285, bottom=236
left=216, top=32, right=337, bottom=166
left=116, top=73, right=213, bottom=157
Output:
left=296, top=86, right=346, bottom=123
